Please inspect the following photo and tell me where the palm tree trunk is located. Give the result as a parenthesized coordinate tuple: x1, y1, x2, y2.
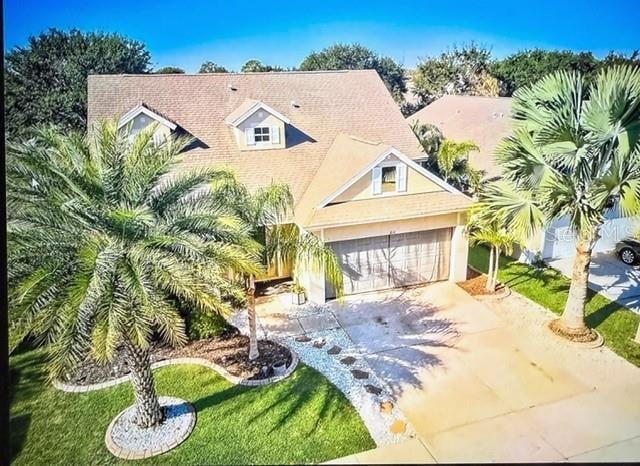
(491, 248, 500, 292)
(124, 343, 164, 428)
(635, 321, 640, 344)
(486, 245, 495, 292)
(247, 275, 259, 360)
(558, 237, 593, 333)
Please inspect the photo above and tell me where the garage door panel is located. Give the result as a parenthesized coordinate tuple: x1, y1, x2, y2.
(328, 227, 452, 297)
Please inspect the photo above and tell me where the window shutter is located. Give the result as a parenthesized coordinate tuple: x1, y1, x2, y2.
(245, 128, 255, 145)
(372, 167, 382, 195)
(271, 126, 280, 144)
(397, 164, 407, 192)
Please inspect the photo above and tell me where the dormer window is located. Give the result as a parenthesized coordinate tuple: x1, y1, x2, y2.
(254, 127, 271, 143)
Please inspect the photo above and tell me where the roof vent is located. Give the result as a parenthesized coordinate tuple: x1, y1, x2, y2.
(290, 100, 300, 108)
(227, 83, 237, 91)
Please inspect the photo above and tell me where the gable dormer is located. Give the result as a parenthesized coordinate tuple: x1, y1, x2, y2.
(118, 104, 177, 145)
(225, 99, 290, 150)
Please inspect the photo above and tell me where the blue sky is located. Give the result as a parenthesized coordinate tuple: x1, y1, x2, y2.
(5, 0, 639, 72)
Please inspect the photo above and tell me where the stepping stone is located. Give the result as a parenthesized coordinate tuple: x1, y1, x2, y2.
(327, 345, 342, 355)
(340, 356, 356, 366)
(312, 339, 326, 348)
(351, 369, 369, 380)
(295, 335, 311, 343)
(365, 384, 382, 395)
(380, 400, 394, 414)
(390, 419, 406, 434)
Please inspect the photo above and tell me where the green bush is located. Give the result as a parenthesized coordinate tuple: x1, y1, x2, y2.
(186, 310, 231, 340)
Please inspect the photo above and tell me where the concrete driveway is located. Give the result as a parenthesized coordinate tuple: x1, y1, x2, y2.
(549, 250, 640, 314)
(329, 282, 640, 463)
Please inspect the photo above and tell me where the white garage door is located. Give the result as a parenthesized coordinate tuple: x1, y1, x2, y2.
(326, 228, 452, 298)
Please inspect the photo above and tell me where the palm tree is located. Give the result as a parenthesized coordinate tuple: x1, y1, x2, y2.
(7, 122, 262, 427)
(210, 180, 344, 359)
(411, 122, 484, 194)
(485, 65, 640, 341)
(468, 203, 518, 292)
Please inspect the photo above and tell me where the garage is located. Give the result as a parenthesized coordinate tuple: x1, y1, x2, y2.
(326, 228, 452, 298)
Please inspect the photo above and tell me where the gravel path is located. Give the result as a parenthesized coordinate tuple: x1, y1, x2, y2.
(231, 303, 415, 446)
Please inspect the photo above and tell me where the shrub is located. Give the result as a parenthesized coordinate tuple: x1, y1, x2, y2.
(186, 310, 231, 340)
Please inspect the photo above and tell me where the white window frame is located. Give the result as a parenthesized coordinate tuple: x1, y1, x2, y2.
(372, 161, 406, 196)
(253, 126, 271, 144)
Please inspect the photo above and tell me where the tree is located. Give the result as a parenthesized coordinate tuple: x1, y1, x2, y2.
(484, 65, 640, 342)
(491, 49, 599, 96)
(299, 43, 407, 102)
(411, 121, 484, 194)
(7, 122, 262, 427)
(199, 61, 229, 73)
(241, 59, 284, 73)
(210, 181, 344, 359)
(154, 66, 185, 74)
(412, 43, 498, 105)
(5, 28, 151, 139)
(468, 204, 518, 292)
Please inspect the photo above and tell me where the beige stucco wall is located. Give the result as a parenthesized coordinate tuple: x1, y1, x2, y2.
(333, 156, 442, 203)
(234, 110, 285, 150)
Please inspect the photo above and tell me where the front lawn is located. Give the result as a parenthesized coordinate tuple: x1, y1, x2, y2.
(10, 348, 375, 465)
(468, 245, 640, 367)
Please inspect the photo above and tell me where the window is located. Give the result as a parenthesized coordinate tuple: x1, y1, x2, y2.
(153, 132, 167, 147)
(254, 127, 270, 143)
(381, 166, 396, 192)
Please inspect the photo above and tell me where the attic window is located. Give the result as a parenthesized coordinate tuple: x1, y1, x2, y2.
(254, 126, 270, 143)
(381, 166, 396, 192)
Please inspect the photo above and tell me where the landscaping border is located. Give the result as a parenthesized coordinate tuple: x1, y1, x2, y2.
(53, 350, 299, 393)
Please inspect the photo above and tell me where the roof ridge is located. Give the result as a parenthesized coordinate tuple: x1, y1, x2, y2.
(88, 70, 376, 78)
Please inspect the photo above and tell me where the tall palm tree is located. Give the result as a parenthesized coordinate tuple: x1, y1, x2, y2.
(411, 121, 483, 194)
(7, 122, 262, 427)
(484, 65, 640, 341)
(468, 202, 518, 292)
(210, 180, 344, 359)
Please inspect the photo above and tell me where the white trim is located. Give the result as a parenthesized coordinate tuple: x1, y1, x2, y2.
(308, 207, 469, 230)
(226, 101, 291, 127)
(319, 147, 467, 208)
(118, 105, 177, 131)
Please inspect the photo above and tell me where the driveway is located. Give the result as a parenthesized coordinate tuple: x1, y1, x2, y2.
(330, 283, 640, 462)
(251, 281, 640, 462)
(549, 250, 640, 314)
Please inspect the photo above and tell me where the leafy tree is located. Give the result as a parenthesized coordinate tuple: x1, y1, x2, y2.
(199, 61, 229, 73)
(299, 43, 407, 101)
(411, 121, 484, 194)
(484, 65, 640, 342)
(490, 49, 599, 96)
(598, 50, 640, 69)
(7, 122, 262, 427)
(241, 59, 285, 73)
(5, 28, 151, 139)
(210, 181, 344, 359)
(412, 43, 498, 105)
(468, 204, 518, 292)
(154, 66, 185, 74)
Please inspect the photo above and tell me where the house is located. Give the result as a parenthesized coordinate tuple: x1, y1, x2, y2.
(87, 70, 472, 304)
(408, 94, 640, 261)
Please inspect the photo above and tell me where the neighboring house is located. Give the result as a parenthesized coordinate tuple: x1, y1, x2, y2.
(409, 94, 640, 261)
(88, 70, 472, 304)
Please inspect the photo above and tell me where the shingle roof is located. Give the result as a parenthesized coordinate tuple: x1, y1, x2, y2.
(306, 191, 472, 228)
(88, 70, 424, 205)
(294, 134, 390, 226)
(407, 95, 513, 179)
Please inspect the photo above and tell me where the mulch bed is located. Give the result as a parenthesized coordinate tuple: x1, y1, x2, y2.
(457, 267, 505, 296)
(64, 329, 292, 386)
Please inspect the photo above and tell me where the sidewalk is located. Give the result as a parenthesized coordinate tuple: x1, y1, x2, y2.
(324, 439, 435, 464)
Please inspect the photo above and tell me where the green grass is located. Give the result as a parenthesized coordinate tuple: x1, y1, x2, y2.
(468, 245, 640, 367)
(10, 348, 375, 465)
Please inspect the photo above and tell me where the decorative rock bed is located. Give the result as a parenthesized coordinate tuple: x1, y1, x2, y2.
(105, 396, 196, 460)
(280, 327, 414, 446)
